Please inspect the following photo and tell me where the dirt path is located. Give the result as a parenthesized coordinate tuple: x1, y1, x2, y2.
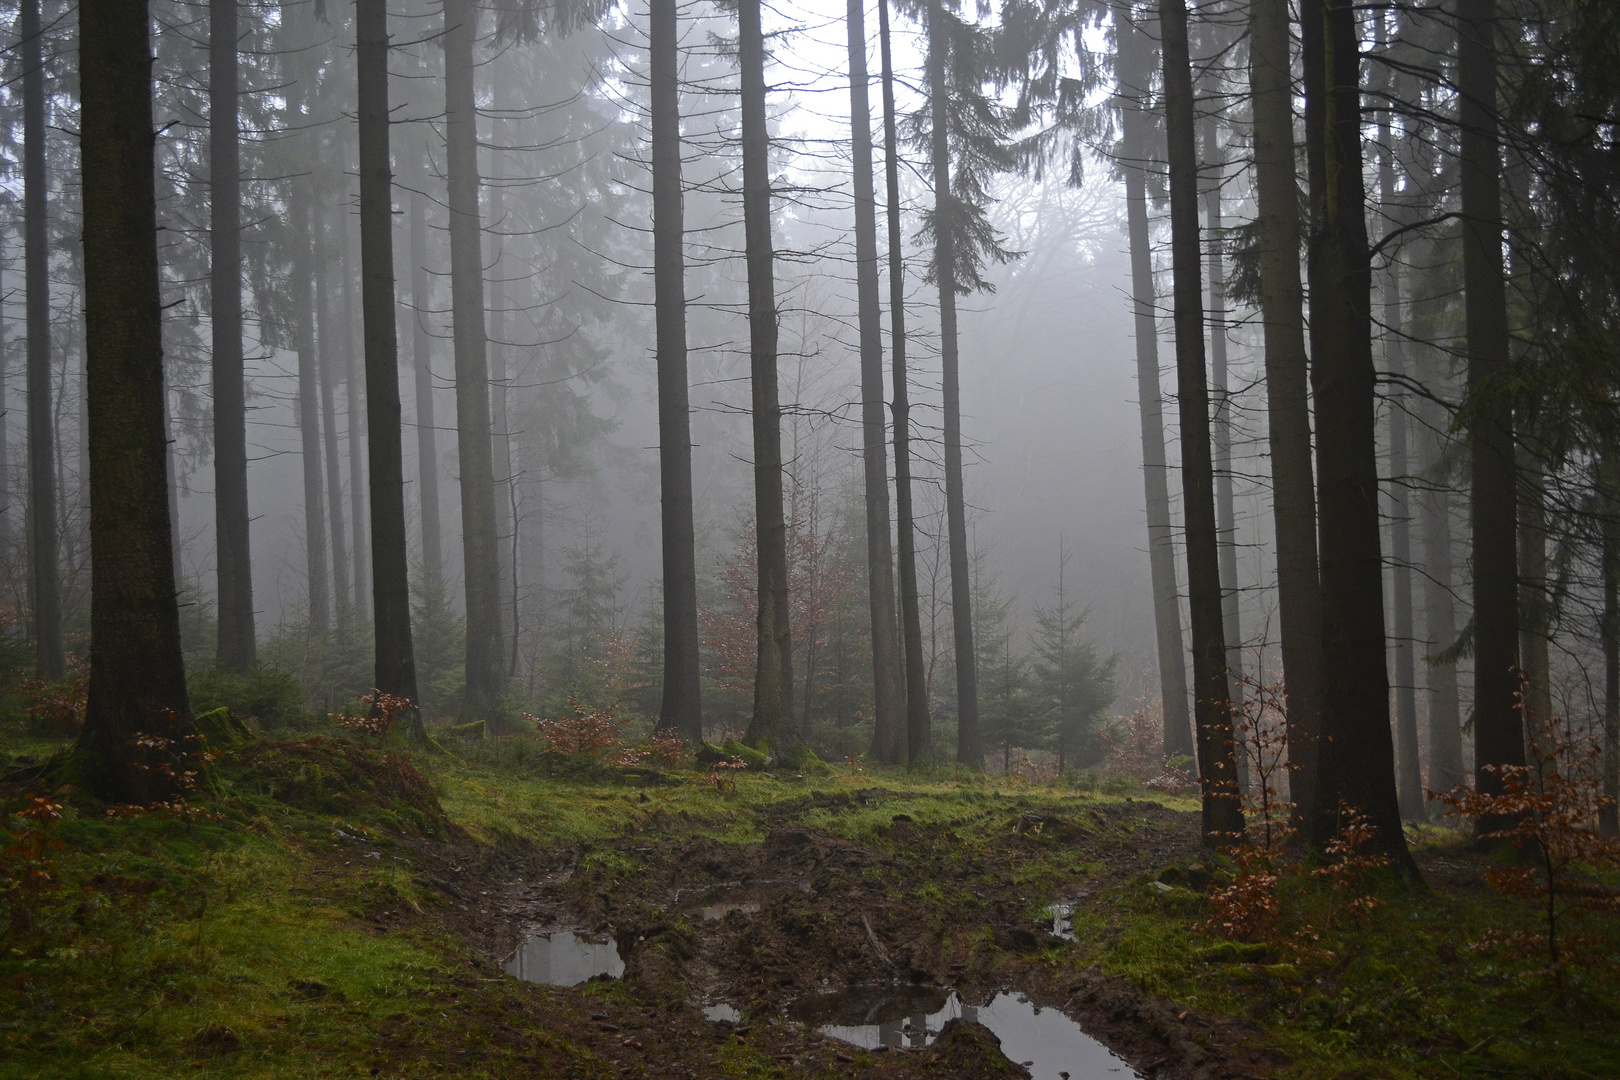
(378, 786, 1274, 1080)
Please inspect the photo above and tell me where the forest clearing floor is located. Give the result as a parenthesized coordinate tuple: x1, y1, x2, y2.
(2, 729, 1617, 1080)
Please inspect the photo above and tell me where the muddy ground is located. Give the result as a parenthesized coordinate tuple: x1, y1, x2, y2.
(330, 779, 1281, 1080)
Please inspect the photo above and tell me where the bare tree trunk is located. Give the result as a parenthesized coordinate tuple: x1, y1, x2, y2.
(1161, 0, 1242, 843)
(409, 187, 443, 587)
(296, 203, 329, 636)
(1602, 452, 1619, 835)
(356, 0, 422, 733)
(444, 0, 507, 722)
(1248, 0, 1322, 818)
(0, 265, 8, 551)
(211, 0, 255, 672)
(927, 0, 982, 768)
(1375, 57, 1424, 819)
(485, 76, 517, 677)
(317, 209, 351, 631)
(848, 0, 904, 765)
(21, 0, 62, 680)
(1458, 0, 1521, 837)
(341, 231, 369, 614)
(74, 0, 193, 802)
(1419, 411, 1465, 791)
(878, 0, 930, 765)
(1117, 6, 1192, 761)
(1301, 0, 1416, 876)
(1202, 119, 1246, 792)
(649, 0, 703, 742)
(738, 0, 795, 753)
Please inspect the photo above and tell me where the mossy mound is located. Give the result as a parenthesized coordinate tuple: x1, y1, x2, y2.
(227, 736, 458, 838)
(927, 1018, 1031, 1078)
(697, 738, 769, 770)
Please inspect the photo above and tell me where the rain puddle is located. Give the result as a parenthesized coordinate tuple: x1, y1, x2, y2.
(503, 930, 624, 986)
(1045, 902, 1075, 941)
(703, 1002, 742, 1023)
(788, 985, 1141, 1080)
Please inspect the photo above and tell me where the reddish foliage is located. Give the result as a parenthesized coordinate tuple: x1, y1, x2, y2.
(1434, 674, 1620, 976)
(18, 672, 88, 738)
(700, 494, 861, 701)
(335, 692, 415, 739)
(531, 693, 630, 758)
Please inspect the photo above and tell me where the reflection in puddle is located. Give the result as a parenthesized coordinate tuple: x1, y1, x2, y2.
(703, 1002, 742, 1023)
(503, 931, 624, 986)
(790, 987, 1141, 1079)
(1046, 902, 1075, 941)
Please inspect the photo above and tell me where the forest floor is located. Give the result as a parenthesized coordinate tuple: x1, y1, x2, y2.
(2, 728, 1617, 1080)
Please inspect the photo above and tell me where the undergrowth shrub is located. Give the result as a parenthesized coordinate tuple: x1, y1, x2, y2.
(1435, 675, 1620, 979)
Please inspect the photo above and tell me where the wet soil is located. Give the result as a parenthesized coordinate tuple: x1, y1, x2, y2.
(334, 785, 1283, 1080)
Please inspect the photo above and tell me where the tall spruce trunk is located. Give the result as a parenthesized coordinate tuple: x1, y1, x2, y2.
(650, 0, 703, 742)
(1376, 70, 1424, 819)
(738, 0, 795, 753)
(1161, 0, 1243, 843)
(211, 0, 255, 671)
(355, 0, 422, 730)
(1602, 453, 1619, 835)
(485, 79, 517, 675)
(1118, 6, 1193, 760)
(316, 209, 351, 630)
(296, 202, 329, 635)
(848, 0, 905, 765)
(1419, 402, 1465, 791)
(927, 0, 982, 767)
(1301, 0, 1416, 875)
(341, 235, 369, 612)
(444, 0, 507, 721)
(74, 0, 194, 802)
(1457, 0, 1521, 834)
(1201, 120, 1245, 790)
(21, 0, 62, 680)
(409, 187, 443, 587)
(288, 0, 327, 635)
(1248, 0, 1322, 816)
(878, 0, 930, 763)
(0, 265, 8, 550)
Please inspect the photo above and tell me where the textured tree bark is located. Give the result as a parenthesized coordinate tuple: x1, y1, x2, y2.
(409, 188, 443, 588)
(1248, 0, 1321, 818)
(444, 0, 507, 722)
(485, 75, 517, 677)
(356, 0, 423, 733)
(738, 0, 795, 753)
(1161, 0, 1243, 844)
(288, 0, 328, 637)
(848, 0, 905, 765)
(1117, 6, 1192, 761)
(649, 0, 703, 743)
(341, 233, 369, 612)
(927, 0, 982, 767)
(1418, 403, 1465, 792)
(1375, 60, 1424, 819)
(296, 202, 329, 636)
(211, 0, 255, 672)
(878, 0, 930, 765)
(316, 207, 351, 632)
(74, 0, 194, 803)
(1603, 453, 1619, 836)
(1457, 0, 1522, 839)
(21, 0, 62, 681)
(1201, 120, 1246, 792)
(1301, 0, 1416, 875)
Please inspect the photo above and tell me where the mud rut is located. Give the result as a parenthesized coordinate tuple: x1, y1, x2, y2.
(407, 789, 1277, 1080)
